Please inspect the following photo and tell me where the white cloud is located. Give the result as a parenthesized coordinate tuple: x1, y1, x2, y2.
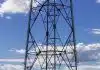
(77, 43, 100, 51)
(3, 42, 100, 70)
(0, 64, 23, 70)
(3, 43, 100, 69)
(0, 62, 100, 70)
(0, 59, 24, 62)
(78, 65, 100, 70)
(96, 0, 100, 3)
(0, 0, 29, 14)
(9, 43, 100, 62)
(91, 29, 100, 35)
(0, 0, 45, 16)
(5, 16, 11, 19)
(9, 48, 25, 54)
(77, 43, 100, 61)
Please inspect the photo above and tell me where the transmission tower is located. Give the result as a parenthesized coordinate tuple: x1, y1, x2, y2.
(24, 0, 77, 70)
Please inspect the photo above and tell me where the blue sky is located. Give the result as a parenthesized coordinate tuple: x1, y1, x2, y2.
(74, 0, 100, 43)
(0, 0, 100, 70)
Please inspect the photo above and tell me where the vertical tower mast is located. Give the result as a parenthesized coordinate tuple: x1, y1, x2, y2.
(24, 0, 77, 70)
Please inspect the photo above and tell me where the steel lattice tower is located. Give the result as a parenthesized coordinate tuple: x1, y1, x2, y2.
(24, 0, 77, 70)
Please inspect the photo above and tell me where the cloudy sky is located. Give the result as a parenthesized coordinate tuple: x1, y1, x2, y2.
(0, 0, 100, 70)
